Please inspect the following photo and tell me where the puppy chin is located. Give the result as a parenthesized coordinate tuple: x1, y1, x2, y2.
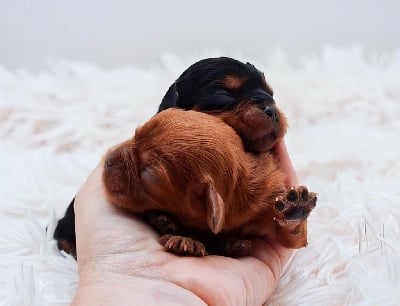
(247, 111, 288, 152)
(218, 104, 287, 153)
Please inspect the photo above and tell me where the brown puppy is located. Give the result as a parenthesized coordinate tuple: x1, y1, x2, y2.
(102, 109, 316, 257)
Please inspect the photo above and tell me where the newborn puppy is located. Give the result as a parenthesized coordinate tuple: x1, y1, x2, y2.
(159, 57, 284, 153)
(102, 109, 316, 257)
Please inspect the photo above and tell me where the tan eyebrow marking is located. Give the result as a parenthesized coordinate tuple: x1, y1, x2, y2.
(224, 76, 247, 89)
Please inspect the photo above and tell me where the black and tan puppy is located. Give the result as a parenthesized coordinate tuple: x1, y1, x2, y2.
(159, 57, 283, 153)
(54, 57, 316, 257)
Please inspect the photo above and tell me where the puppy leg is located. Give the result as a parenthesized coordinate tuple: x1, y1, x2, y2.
(144, 211, 179, 235)
(209, 238, 252, 257)
(273, 186, 317, 248)
(159, 234, 208, 257)
(54, 198, 77, 257)
(275, 220, 309, 248)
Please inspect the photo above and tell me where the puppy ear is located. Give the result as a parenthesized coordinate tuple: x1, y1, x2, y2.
(158, 82, 179, 112)
(204, 182, 225, 234)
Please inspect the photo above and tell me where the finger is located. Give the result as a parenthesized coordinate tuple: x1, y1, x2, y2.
(74, 163, 115, 218)
(74, 163, 152, 232)
(274, 140, 298, 187)
(249, 238, 294, 279)
(238, 238, 293, 303)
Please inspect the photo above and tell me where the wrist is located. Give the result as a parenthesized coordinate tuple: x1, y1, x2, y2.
(71, 274, 207, 306)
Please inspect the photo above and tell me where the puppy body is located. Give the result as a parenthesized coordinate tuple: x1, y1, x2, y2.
(54, 57, 317, 257)
(102, 109, 314, 255)
(104, 109, 284, 232)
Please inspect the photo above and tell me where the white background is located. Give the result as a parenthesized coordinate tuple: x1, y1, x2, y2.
(0, 0, 399, 71)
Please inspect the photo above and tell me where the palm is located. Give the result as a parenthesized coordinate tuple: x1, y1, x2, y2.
(74, 165, 291, 306)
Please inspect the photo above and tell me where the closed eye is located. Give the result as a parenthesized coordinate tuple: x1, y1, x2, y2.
(214, 89, 230, 96)
(200, 89, 235, 111)
(140, 168, 169, 199)
(251, 100, 266, 111)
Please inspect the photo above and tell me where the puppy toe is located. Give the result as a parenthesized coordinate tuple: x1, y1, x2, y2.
(159, 234, 208, 257)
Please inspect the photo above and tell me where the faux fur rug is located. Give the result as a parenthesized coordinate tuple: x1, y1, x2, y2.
(1, 47, 399, 306)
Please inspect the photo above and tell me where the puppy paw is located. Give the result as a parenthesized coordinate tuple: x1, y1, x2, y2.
(207, 238, 252, 257)
(273, 186, 317, 249)
(57, 239, 77, 258)
(145, 211, 179, 235)
(274, 186, 317, 226)
(159, 234, 208, 257)
(223, 239, 252, 258)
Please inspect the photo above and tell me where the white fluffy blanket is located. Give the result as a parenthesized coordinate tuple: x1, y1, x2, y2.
(1, 47, 399, 305)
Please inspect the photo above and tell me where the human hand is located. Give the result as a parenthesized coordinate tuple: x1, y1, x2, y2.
(71, 140, 297, 306)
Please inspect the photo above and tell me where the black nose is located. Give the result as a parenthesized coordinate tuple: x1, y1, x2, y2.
(264, 106, 278, 122)
(104, 159, 113, 169)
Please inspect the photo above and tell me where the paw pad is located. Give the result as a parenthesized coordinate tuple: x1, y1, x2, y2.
(275, 200, 285, 211)
(287, 188, 298, 201)
(274, 186, 317, 222)
(300, 188, 309, 201)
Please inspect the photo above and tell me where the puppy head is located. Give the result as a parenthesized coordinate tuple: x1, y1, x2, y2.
(217, 101, 287, 153)
(102, 126, 183, 213)
(158, 57, 287, 153)
(102, 109, 245, 232)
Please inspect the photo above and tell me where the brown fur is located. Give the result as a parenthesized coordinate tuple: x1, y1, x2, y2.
(102, 109, 316, 255)
(217, 103, 287, 153)
(223, 75, 246, 89)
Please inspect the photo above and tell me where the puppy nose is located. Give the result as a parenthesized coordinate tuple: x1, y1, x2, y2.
(104, 159, 113, 169)
(104, 152, 119, 170)
(104, 149, 125, 171)
(264, 106, 278, 122)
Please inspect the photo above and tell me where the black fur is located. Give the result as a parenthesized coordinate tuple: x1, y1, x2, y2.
(53, 198, 76, 255)
(158, 57, 273, 112)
